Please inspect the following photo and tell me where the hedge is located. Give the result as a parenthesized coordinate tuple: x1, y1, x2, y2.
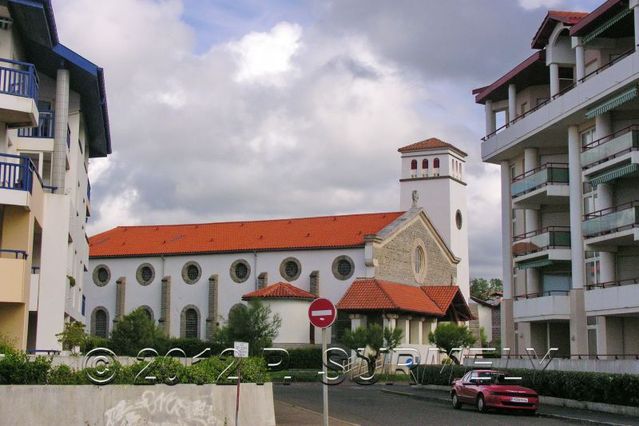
(0, 349, 269, 385)
(415, 365, 639, 407)
(83, 336, 223, 357)
(286, 348, 323, 369)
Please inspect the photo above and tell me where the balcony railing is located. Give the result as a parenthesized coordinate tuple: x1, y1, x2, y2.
(511, 163, 569, 198)
(582, 201, 639, 238)
(0, 58, 38, 100)
(17, 110, 54, 138)
(514, 290, 570, 300)
(512, 226, 571, 257)
(586, 277, 639, 290)
(581, 125, 639, 169)
(0, 249, 27, 259)
(87, 180, 91, 201)
(0, 153, 32, 192)
(481, 47, 636, 142)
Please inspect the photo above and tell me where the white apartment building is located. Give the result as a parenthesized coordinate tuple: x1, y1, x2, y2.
(0, 0, 111, 351)
(475, 1, 639, 358)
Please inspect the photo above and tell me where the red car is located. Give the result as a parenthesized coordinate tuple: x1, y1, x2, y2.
(451, 369, 539, 414)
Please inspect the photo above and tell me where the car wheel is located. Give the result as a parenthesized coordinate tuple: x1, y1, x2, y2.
(476, 394, 487, 413)
(451, 392, 462, 409)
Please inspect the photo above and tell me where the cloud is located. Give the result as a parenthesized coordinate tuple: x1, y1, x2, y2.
(53, 0, 603, 280)
(518, 0, 563, 10)
(228, 21, 302, 85)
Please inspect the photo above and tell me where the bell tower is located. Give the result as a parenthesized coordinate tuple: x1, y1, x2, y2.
(399, 138, 469, 299)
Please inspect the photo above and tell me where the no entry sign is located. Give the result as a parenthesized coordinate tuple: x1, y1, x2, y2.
(308, 298, 336, 328)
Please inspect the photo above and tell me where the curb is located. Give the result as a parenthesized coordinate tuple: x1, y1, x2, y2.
(275, 400, 360, 426)
(380, 389, 630, 426)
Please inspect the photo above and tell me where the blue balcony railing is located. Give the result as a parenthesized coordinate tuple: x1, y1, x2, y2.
(0, 58, 38, 100)
(0, 153, 32, 192)
(512, 226, 571, 257)
(511, 163, 569, 198)
(17, 110, 54, 138)
(582, 201, 639, 238)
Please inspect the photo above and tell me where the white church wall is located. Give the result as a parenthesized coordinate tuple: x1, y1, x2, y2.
(266, 299, 313, 344)
(85, 247, 365, 340)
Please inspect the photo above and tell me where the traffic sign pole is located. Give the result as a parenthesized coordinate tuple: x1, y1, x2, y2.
(322, 326, 329, 426)
(308, 298, 336, 426)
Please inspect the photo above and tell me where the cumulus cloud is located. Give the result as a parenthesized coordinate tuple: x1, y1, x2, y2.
(52, 0, 599, 280)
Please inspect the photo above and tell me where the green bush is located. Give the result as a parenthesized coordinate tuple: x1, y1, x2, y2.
(286, 348, 322, 369)
(0, 350, 51, 384)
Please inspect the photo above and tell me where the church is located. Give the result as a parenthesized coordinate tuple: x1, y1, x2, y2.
(84, 138, 472, 358)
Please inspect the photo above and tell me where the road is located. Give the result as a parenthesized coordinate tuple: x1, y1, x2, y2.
(274, 383, 572, 425)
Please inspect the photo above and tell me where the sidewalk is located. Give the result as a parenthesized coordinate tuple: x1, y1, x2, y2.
(380, 385, 639, 426)
(274, 400, 359, 426)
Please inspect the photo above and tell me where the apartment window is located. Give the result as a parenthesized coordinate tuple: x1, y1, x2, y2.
(410, 160, 417, 170)
(422, 159, 428, 176)
(585, 252, 600, 287)
(581, 127, 596, 148)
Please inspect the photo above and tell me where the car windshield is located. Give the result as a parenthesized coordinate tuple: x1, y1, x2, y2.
(481, 372, 521, 385)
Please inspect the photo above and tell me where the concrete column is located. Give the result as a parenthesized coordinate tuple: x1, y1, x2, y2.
(349, 314, 363, 331)
(596, 316, 608, 359)
(549, 63, 560, 97)
(574, 39, 585, 82)
(384, 313, 399, 330)
(596, 183, 616, 284)
(517, 322, 532, 354)
(310, 270, 320, 296)
(417, 318, 425, 344)
(206, 274, 218, 340)
(568, 125, 588, 356)
(115, 277, 126, 323)
(508, 83, 517, 121)
(403, 317, 411, 344)
(53, 69, 69, 193)
(524, 148, 540, 295)
(159, 276, 171, 336)
(500, 161, 515, 350)
(595, 113, 612, 141)
(257, 272, 268, 289)
(632, 0, 639, 47)
(485, 100, 496, 134)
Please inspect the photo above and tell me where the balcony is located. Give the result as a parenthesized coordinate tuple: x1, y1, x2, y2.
(17, 110, 53, 139)
(585, 278, 639, 315)
(582, 201, 639, 247)
(0, 250, 28, 303)
(512, 227, 571, 268)
(582, 126, 639, 178)
(513, 291, 570, 321)
(0, 59, 39, 127)
(511, 163, 569, 208)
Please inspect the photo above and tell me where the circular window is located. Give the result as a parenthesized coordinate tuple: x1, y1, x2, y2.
(456, 210, 463, 230)
(92, 264, 111, 287)
(136, 263, 155, 286)
(332, 255, 355, 280)
(230, 259, 251, 283)
(182, 261, 202, 284)
(411, 239, 427, 283)
(280, 257, 302, 281)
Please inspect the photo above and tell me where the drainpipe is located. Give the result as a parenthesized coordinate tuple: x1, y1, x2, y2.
(53, 68, 69, 193)
(253, 251, 258, 290)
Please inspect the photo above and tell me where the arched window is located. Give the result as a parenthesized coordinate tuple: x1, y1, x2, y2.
(410, 159, 417, 170)
(422, 159, 428, 169)
(433, 158, 440, 168)
(181, 306, 200, 339)
(92, 308, 109, 338)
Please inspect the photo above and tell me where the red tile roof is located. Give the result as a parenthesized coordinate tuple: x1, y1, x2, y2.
(242, 282, 317, 300)
(336, 278, 471, 318)
(89, 212, 403, 258)
(532, 10, 588, 49)
(398, 138, 467, 157)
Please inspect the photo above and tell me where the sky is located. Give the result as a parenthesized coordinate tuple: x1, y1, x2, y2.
(51, 0, 603, 279)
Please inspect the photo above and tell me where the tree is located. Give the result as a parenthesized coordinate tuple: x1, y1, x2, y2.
(110, 308, 164, 355)
(341, 324, 403, 375)
(56, 321, 86, 352)
(470, 278, 503, 301)
(428, 322, 476, 365)
(215, 301, 281, 356)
